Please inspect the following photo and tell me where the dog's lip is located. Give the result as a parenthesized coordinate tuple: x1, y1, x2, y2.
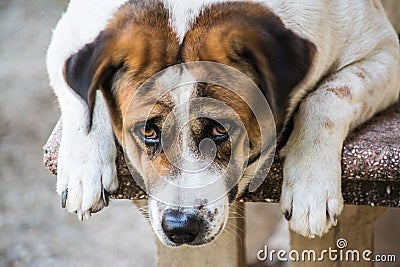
(164, 237, 216, 247)
(186, 235, 218, 247)
(163, 243, 194, 248)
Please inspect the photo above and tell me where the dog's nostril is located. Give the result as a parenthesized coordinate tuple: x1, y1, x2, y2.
(161, 210, 200, 244)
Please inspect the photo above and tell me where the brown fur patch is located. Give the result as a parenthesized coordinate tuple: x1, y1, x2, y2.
(97, 1, 180, 142)
(327, 86, 352, 100)
(63, 1, 180, 139)
(285, 179, 293, 189)
(355, 66, 369, 81)
(361, 103, 373, 117)
(361, 103, 368, 115)
(313, 139, 321, 145)
(324, 119, 335, 133)
(356, 71, 366, 80)
(181, 2, 280, 83)
(181, 2, 316, 128)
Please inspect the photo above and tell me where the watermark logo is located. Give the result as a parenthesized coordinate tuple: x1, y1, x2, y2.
(121, 62, 277, 207)
(257, 238, 397, 263)
(336, 238, 348, 249)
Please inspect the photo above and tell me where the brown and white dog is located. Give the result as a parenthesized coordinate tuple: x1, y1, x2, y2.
(47, 0, 400, 246)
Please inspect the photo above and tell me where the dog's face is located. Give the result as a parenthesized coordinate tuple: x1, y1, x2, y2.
(63, 1, 314, 246)
(122, 63, 268, 245)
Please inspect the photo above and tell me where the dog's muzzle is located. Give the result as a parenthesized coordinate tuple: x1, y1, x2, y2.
(161, 209, 200, 244)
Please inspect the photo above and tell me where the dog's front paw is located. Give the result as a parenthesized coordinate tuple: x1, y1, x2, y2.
(280, 153, 344, 238)
(56, 132, 118, 220)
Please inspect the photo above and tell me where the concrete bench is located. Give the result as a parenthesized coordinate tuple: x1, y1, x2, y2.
(43, 102, 399, 267)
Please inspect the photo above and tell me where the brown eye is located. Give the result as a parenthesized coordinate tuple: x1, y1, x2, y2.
(137, 125, 159, 144)
(211, 123, 230, 142)
(144, 127, 158, 139)
(212, 125, 227, 137)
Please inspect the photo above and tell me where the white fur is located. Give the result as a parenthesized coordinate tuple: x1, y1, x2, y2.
(266, 0, 400, 237)
(163, 0, 228, 42)
(169, 69, 195, 164)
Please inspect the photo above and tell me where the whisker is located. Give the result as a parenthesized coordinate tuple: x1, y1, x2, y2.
(224, 224, 244, 245)
(226, 221, 245, 235)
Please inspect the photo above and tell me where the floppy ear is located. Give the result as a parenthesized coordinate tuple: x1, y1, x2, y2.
(245, 27, 315, 122)
(182, 3, 316, 124)
(63, 35, 117, 130)
(261, 27, 316, 103)
(202, 26, 315, 123)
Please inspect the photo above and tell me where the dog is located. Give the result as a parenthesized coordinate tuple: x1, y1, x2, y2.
(47, 0, 399, 246)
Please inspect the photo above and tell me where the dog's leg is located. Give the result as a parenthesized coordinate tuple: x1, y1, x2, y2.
(280, 48, 399, 237)
(47, 32, 118, 221)
(58, 92, 117, 220)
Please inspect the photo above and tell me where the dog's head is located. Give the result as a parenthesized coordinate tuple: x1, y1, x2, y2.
(63, 1, 315, 246)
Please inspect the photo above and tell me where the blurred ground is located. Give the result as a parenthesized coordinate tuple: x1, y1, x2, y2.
(0, 1, 398, 267)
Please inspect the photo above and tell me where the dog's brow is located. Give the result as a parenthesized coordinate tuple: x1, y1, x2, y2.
(134, 79, 158, 98)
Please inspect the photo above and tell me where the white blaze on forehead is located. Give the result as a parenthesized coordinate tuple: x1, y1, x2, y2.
(169, 69, 196, 163)
(163, 0, 228, 42)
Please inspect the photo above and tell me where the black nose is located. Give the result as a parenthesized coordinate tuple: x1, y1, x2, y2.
(161, 209, 200, 244)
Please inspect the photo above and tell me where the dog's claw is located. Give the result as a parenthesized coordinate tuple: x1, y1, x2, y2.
(102, 186, 109, 207)
(61, 189, 68, 208)
(84, 211, 91, 220)
(284, 209, 292, 221)
(77, 211, 84, 221)
(327, 207, 338, 226)
(331, 214, 338, 226)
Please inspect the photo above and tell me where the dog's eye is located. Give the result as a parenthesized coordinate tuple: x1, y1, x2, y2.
(212, 125, 227, 136)
(211, 124, 229, 141)
(144, 127, 158, 139)
(138, 125, 159, 143)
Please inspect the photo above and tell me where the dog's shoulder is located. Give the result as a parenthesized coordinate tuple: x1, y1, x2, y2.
(263, 0, 396, 115)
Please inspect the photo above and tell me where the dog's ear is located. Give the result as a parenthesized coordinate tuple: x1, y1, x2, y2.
(64, 35, 116, 130)
(242, 26, 316, 122)
(208, 27, 315, 122)
(183, 4, 316, 124)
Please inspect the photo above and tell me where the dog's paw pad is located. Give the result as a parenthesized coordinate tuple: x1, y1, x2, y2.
(287, 195, 343, 238)
(280, 177, 343, 238)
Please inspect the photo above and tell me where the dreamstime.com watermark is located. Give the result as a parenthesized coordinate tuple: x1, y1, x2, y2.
(257, 238, 397, 263)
